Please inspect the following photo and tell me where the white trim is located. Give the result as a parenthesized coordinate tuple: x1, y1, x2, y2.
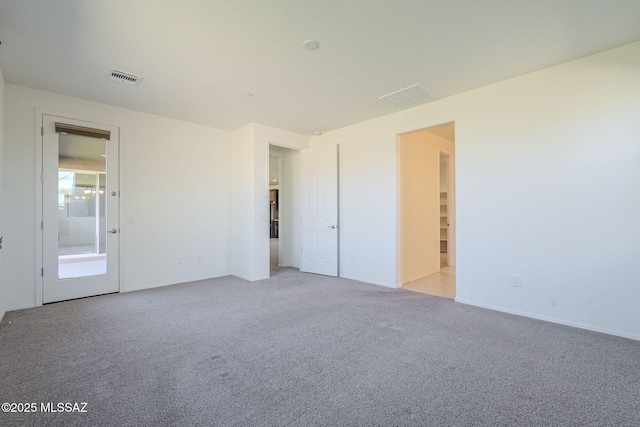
(34, 108, 120, 131)
(5, 303, 38, 312)
(267, 138, 306, 151)
(455, 297, 640, 342)
(123, 274, 229, 293)
(35, 111, 44, 307)
(446, 149, 456, 267)
(339, 273, 397, 289)
(395, 135, 402, 287)
(231, 273, 256, 282)
(262, 139, 270, 278)
(116, 125, 125, 299)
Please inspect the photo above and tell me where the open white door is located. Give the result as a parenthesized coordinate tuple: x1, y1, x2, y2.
(300, 144, 338, 276)
(42, 114, 119, 303)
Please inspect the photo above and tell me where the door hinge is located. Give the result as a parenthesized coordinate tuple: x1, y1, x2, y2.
(41, 221, 43, 231)
(41, 127, 43, 136)
(41, 268, 44, 277)
(41, 173, 44, 183)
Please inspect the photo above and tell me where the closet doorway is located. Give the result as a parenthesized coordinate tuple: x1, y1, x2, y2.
(398, 122, 456, 298)
(268, 144, 303, 277)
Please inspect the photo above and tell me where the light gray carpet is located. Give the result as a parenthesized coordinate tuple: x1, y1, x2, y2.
(1, 266, 639, 426)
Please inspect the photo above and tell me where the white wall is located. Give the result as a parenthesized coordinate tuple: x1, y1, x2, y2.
(0, 67, 5, 321)
(313, 126, 399, 288)
(3, 84, 231, 309)
(230, 123, 256, 281)
(313, 41, 640, 340)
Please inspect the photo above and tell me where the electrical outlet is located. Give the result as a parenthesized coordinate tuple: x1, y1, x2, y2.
(512, 274, 523, 287)
(197, 254, 203, 263)
(177, 256, 183, 264)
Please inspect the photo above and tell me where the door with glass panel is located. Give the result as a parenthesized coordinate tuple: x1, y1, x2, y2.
(42, 115, 119, 303)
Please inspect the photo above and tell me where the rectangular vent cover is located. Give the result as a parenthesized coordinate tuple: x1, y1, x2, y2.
(379, 84, 436, 109)
(108, 69, 143, 86)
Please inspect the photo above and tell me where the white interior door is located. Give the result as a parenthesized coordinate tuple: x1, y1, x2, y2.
(300, 144, 338, 276)
(42, 114, 119, 303)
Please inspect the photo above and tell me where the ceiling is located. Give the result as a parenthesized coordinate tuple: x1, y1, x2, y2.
(1, 1, 640, 136)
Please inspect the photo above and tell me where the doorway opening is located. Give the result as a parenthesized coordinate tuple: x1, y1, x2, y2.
(268, 144, 301, 277)
(398, 122, 456, 298)
(269, 153, 282, 275)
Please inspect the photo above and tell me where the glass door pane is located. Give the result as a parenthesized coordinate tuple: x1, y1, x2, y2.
(57, 134, 107, 279)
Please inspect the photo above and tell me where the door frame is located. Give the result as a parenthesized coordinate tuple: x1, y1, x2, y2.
(439, 150, 456, 268)
(443, 151, 456, 267)
(35, 109, 123, 306)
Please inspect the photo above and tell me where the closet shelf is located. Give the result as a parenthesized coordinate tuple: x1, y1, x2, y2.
(440, 191, 448, 254)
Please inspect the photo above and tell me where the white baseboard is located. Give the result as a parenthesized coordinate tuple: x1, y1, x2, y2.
(232, 273, 269, 282)
(339, 273, 397, 289)
(122, 274, 229, 293)
(4, 303, 38, 312)
(455, 297, 640, 342)
(231, 273, 253, 282)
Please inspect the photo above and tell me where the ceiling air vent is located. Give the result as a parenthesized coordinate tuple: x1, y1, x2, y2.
(108, 69, 143, 86)
(379, 84, 436, 109)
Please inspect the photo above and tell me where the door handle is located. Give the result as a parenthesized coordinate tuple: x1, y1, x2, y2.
(328, 225, 337, 229)
(108, 229, 118, 234)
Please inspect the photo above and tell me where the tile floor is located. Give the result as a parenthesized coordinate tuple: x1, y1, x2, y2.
(402, 253, 456, 299)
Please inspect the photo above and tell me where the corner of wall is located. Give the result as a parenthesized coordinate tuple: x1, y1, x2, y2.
(229, 124, 256, 280)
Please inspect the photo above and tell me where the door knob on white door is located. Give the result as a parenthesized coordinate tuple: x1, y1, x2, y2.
(108, 229, 118, 234)
(328, 225, 337, 229)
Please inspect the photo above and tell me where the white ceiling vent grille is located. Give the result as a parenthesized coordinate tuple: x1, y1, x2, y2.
(379, 84, 436, 109)
(108, 69, 143, 86)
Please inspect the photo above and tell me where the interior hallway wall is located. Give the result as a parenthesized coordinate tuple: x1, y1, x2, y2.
(3, 84, 231, 310)
(312, 41, 640, 340)
(231, 123, 308, 281)
(230, 123, 256, 281)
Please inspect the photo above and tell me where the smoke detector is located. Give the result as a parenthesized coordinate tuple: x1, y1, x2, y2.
(379, 84, 436, 109)
(303, 39, 320, 50)
(108, 69, 143, 86)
